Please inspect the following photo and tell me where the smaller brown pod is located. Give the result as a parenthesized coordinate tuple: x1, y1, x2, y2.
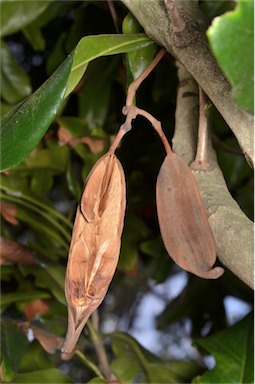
(62, 153, 126, 353)
(156, 153, 224, 279)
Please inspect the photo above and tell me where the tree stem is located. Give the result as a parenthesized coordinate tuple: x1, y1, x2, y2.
(87, 312, 120, 383)
(126, 48, 166, 107)
(193, 86, 209, 170)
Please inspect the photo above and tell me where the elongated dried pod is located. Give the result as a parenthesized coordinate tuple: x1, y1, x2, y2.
(156, 152, 224, 279)
(62, 152, 126, 354)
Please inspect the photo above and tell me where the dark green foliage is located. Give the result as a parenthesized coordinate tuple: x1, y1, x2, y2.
(0, 1, 253, 383)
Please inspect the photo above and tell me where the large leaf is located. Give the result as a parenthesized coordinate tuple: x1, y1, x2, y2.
(1, 290, 51, 308)
(0, 320, 29, 382)
(146, 361, 200, 384)
(110, 332, 200, 383)
(0, 40, 32, 104)
(1, 34, 154, 171)
(12, 369, 73, 383)
(193, 314, 254, 383)
(77, 57, 118, 129)
(207, 0, 254, 114)
(119, 213, 152, 272)
(65, 34, 154, 96)
(0, 0, 50, 37)
(122, 13, 157, 83)
(0, 52, 74, 171)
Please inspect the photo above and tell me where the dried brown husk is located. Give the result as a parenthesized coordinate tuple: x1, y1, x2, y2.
(0, 237, 37, 265)
(62, 153, 126, 353)
(156, 153, 224, 279)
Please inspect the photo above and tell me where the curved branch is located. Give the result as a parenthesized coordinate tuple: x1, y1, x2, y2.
(174, 65, 254, 289)
(121, 0, 254, 166)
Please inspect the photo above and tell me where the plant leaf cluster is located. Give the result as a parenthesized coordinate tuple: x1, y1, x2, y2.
(0, 1, 253, 383)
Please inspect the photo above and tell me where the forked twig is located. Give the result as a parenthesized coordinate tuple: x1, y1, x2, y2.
(110, 48, 172, 155)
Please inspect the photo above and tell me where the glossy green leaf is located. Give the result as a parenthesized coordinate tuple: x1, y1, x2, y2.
(110, 332, 199, 383)
(1, 291, 51, 307)
(110, 336, 145, 383)
(30, 170, 54, 195)
(0, 39, 32, 104)
(12, 369, 73, 383)
(208, 0, 254, 113)
(23, 142, 69, 173)
(1, 320, 29, 382)
(19, 264, 66, 304)
(78, 57, 118, 129)
(0, 0, 50, 37)
(22, 22, 46, 51)
(0, 52, 74, 171)
(119, 213, 152, 272)
(17, 339, 56, 371)
(46, 32, 68, 74)
(87, 378, 106, 384)
(122, 13, 157, 82)
(57, 116, 90, 137)
(193, 314, 254, 383)
(111, 355, 143, 383)
(66, 161, 82, 200)
(37, 265, 66, 305)
(65, 34, 155, 96)
(146, 361, 200, 383)
(1, 34, 153, 171)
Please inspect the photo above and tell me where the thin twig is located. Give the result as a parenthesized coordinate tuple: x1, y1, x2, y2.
(87, 312, 120, 383)
(75, 349, 104, 380)
(193, 86, 210, 170)
(122, 105, 172, 155)
(109, 49, 167, 153)
(107, 0, 119, 33)
(126, 48, 166, 106)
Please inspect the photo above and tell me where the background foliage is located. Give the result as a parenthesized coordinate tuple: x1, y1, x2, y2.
(0, 1, 253, 383)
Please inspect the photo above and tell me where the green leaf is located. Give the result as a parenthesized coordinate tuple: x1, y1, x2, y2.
(207, 0, 254, 114)
(1, 34, 154, 171)
(110, 335, 145, 383)
(36, 265, 66, 305)
(1, 320, 29, 382)
(87, 378, 106, 384)
(65, 34, 155, 96)
(23, 142, 69, 173)
(17, 340, 55, 372)
(78, 57, 118, 128)
(46, 32, 68, 74)
(110, 332, 200, 383)
(122, 13, 157, 82)
(0, 0, 50, 37)
(146, 361, 200, 383)
(0, 51, 74, 171)
(0, 39, 32, 104)
(1, 290, 51, 307)
(119, 213, 151, 272)
(12, 369, 73, 383)
(22, 22, 46, 51)
(19, 264, 66, 304)
(193, 314, 254, 383)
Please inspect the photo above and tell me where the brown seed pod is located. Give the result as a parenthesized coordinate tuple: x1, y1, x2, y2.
(62, 153, 126, 353)
(156, 153, 224, 279)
